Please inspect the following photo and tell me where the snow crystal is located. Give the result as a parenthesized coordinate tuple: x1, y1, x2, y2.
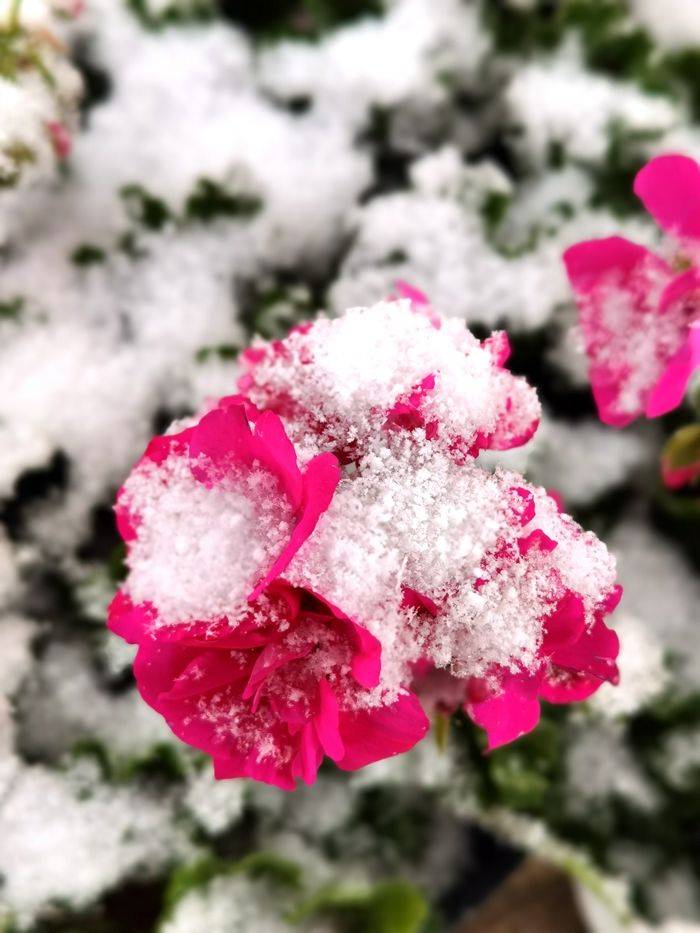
(122, 453, 294, 626)
(287, 433, 616, 695)
(566, 722, 658, 814)
(588, 613, 669, 719)
(505, 42, 680, 168)
(183, 768, 247, 835)
(526, 417, 652, 507)
(161, 874, 293, 933)
(0, 760, 194, 927)
(244, 299, 540, 458)
(609, 520, 700, 695)
(630, 0, 700, 52)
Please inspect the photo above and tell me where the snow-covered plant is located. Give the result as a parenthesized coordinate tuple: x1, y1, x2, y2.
(2, 0, 700, 930)
(0, 0, 81, 188)
(108, 296, 621, 788)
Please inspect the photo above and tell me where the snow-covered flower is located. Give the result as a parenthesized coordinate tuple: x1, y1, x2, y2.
(109, 299, 620, 784)
(564, 155, 700, 426)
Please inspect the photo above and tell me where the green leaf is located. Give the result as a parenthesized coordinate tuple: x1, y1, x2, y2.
(291, 879, 429, 933)
(184, 178, 262, 222)
(71, 243, 107, 267)
(120, 184, 172, 231)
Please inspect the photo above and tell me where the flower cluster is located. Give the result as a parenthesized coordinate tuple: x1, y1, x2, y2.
(0, 0, 82, 188)
(109, 298, 621, 788)
(564, 154, 700, 428)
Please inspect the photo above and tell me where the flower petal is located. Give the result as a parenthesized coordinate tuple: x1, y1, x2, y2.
(336, 692, 429, 771)
(634, 154, 700, 241)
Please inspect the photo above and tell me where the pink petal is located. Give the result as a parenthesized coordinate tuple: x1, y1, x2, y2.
(249, 452, 340, 600)
(482, 331, 511, 367)
(291, 722, 323, 785)
(564, 237, 676, 426)
(663, 458, 700, 490)
(249, 409, 303, 509)
(133, 639, 195, 708)
(242, 640, 312, 701)
(518, 529, 558, 556)
(541, 592, 586, 654)
(107, 592, 156, 644)
(465, 673, 541, 750)
(336, 691, 429, 771)
(161, 649, 249, 701)
(634, 154, 700, 241)
(647, 322, 700, 418)
(213, 751, 296, 791)
(314, 679, 345, 761)
(550, 617, 620, 683)
(538, 668, 602, 704)
(394, 280, 429, 306)
(400, 586, 440, 617)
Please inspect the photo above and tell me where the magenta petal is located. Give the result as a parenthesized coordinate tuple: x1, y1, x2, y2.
(550, 617, 620, 682)
(347, 621, 382, 689)
(188, 404, 253, 479)
(242, 640, 312, 701)
(250, 410, 303, 510)
(538, 669, 602, 704)
(161, 650, 249, 701)
(634, 154, 700, 241)
(394, 280, 429, 306)
(314, 678, 345, 761)
(291, 722, 323, 785)
(465, 675, 541, 750)
(401, 586, 440, 617)
(647, 323, 700, 418)
(563, 236, 662, 288)
(213, 751, 296, 791)
(133, 639, 195, 709)
(107, 592, 156, 644)
(518, 529, 558, 556)
(564, 237, 675, 426)
(541, 592, 586, 654)
(336, 691, 429, 771)
(249, 452, 340, 601)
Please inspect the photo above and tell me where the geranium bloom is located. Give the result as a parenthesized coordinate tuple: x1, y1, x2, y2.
(111, 585, 428, 790)
(108, 396, 428, 787)
(238, 300, 540, 463)
(406, 490, 621, 749)
(109, 299, 621, 781)
(564, 154, 700, 426)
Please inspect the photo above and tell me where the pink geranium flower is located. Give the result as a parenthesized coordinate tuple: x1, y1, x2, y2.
(109, 397, 428, 787)
(111, 585, 427, 790)
(108, 296, 621, 781)
(410, 489, 621, 750)
(564, 154, 700, 426)
(238, 299, 540, 463)
(113, 398, 340, 612)
(465, 587, 620, 749)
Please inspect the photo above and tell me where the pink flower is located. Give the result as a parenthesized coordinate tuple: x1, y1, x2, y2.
(237, 300, 540, 464)
(111, 585, 427, 790)
(409, 492, 621, 750)
(113, 398, 340, 615)
(108, 297, 621, 780)
(466, 588, 620, 749)
(564, 154, 700, 426)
